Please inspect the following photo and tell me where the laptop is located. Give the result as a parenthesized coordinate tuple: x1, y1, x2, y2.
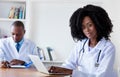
(29, 55, 69, 75)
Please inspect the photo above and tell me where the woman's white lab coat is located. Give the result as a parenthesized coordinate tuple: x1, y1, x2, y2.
(0, 37, 38, 64)
(62, 38, 117, 77)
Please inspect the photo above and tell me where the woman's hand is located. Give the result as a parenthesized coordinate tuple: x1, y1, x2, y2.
(49, 66, 73, 74)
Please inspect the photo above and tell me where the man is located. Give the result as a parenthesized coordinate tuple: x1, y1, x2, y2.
(0, 21, 38, 68)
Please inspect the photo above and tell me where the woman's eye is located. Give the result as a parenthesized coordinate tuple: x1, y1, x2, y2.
(87, 23, 93, 27)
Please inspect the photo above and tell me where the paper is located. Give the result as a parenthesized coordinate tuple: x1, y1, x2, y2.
(10, 65, 26, 68)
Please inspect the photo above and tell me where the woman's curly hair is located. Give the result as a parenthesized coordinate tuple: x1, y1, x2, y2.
(69, 4, 113, 42)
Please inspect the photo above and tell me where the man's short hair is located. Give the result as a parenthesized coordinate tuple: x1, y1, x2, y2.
(12, 21, 25, 30)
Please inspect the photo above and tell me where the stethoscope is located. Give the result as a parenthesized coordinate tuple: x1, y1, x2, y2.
(78, 39, 102, 67)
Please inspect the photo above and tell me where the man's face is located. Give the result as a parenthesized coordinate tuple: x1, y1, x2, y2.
(11, 26, 25, 43)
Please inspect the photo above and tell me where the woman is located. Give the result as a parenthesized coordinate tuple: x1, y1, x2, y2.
(49, 4, 116, 77)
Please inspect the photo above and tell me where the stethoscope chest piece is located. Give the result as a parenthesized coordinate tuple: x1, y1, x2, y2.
(95, 62, 99, 67)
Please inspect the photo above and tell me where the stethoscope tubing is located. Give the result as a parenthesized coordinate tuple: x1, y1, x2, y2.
(78, 39, 101, 67)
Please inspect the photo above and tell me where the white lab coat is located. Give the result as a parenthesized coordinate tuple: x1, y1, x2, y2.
(62, 38, 117, 77)
(0, 37, 38, 64)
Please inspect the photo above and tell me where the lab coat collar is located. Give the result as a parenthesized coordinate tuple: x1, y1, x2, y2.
(94, 37, 106, 51)
(84, 37, 106, 53)
(15, 38, 24, 46)
(9, 37, 24, 46)
(8, 37, 19, 59)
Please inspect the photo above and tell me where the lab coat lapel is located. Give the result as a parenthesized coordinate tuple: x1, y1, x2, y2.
(84, 39, 89, 52)
(9, 37, 19, 59)
(86, 38, 106, 53)
(94, 38, 106, 52)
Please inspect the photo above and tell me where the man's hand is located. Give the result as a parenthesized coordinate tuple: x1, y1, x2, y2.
(49, 66, 73, 75)
(0, 61, 10, 68)
(10, 59, 25, 65)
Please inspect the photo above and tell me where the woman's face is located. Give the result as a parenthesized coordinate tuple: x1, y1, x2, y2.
(82, 16, 97, 40)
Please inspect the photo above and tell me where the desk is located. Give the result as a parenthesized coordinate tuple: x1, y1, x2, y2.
(0, 66, 69, 77)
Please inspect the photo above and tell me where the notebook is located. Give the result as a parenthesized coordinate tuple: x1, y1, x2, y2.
(29, 55, 69, 75)
(10, 65, 26, 68)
